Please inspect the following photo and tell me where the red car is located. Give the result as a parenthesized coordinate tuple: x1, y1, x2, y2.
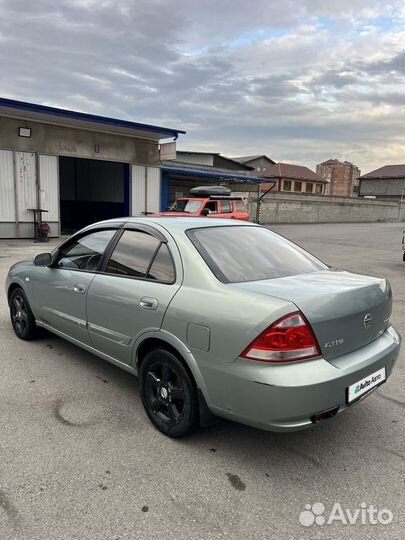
(154, 186, 250, 221)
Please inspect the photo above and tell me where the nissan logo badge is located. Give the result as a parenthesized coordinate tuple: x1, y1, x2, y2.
(363, 313, 373, 329)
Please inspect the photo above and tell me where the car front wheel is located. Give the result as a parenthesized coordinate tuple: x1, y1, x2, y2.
(9, 287, 38, 340)
(139, 348, 199, 437)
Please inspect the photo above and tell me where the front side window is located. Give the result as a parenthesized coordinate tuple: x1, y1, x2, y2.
(283, 180, 291, 191)
(316, 184, 323, 194)
(57, 229, 116, 271)
(220, 201, 233, 213)
(306, 183, 313, 193)
(203, 201, 218, 214)
(187, 226, 327, 283)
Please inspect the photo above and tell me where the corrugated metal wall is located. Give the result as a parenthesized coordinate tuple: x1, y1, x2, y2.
(0, 150, 60, 237)
(131, 165, 161, 215)
(132, 165, 146, 215)
(0, 150, 15, 222)
(146, 167, 161, 213)
(39, 155, 59, 222)
(15, 152, 37, 222)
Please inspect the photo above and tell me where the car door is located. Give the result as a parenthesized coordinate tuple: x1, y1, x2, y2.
(86, 225, 181, 364)
(232, 199, 249, 221)
(32, 228, 118, 345)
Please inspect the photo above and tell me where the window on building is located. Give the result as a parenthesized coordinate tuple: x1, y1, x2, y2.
(315, 184, 323, 194)
(283, 180, 292, 191)
(294, 181, 302, 192)
(305, 183, 313, 193)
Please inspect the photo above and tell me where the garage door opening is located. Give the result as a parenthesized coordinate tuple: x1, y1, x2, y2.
(59, 156, 129, 233)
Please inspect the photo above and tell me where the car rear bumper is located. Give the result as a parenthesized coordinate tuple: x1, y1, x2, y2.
(199, 325, 401, 432)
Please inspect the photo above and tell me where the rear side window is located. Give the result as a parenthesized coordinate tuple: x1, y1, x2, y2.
(220, 201, 233, 213)
(148, 244, 175, 282)
(106, 230, 160, 278)
(105, 230, 175, 282)
(187, 226, 327, 283)
(235, 200, 246, 212)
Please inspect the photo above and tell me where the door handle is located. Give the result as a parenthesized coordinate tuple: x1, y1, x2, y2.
(140, 297, 158, 310)
(73, 284, 86, 294)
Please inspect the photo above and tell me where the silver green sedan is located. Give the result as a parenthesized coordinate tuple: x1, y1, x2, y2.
(6, 218, 401, 437)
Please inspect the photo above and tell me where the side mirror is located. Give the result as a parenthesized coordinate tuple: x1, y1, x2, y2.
(34, 253, 53, 267)
(202, 208, 210, 216)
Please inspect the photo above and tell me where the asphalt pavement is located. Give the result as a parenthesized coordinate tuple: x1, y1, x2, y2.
(0, 222, 403, 540)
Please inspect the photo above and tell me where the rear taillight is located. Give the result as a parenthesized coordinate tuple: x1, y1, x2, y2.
(241, 312, 321, 363)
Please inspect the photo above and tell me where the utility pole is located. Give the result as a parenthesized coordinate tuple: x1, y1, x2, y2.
(255, 181, 276, 224)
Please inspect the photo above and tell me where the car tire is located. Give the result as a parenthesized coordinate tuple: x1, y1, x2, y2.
(139, 348, 199, 438)
(9, 287, 38, 340)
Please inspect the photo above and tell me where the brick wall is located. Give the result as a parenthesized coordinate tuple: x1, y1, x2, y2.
(249, 193, 405, 224)
(317, 160, 360, 197)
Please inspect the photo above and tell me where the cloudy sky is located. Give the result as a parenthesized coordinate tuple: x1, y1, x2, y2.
(0, 0, 403, 172)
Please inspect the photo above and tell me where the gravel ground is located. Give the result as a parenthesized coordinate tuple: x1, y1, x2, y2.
(0, 221, 403, 540)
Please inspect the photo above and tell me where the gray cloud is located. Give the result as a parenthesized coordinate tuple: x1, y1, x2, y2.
(0, 0, 403, 172)
(311, 70, 359, 89)
(355, 50, 405, 75)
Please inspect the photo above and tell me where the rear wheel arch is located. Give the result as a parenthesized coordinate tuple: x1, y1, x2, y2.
(135, 336, 217, 428)
(136, 338, 195, 383)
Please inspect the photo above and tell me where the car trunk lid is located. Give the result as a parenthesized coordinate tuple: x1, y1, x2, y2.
(232, 270, 392, 362)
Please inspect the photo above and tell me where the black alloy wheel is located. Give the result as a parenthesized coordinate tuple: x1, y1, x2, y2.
(10, 288, 38, 340)
(139, 348, 199, 437)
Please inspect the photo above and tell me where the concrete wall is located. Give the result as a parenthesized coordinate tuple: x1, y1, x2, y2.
(250, 193, 405, 224)
(360, 177, 405, 198)
(0, 117, 159, 164)
(175, 152, 213, 166)
(245, 156, 273, 173)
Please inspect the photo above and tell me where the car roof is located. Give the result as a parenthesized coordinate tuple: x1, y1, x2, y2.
(92, 216, 258, 233)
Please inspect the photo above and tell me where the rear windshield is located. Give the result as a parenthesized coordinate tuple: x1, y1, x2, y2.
(187, 226, 327, 283)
